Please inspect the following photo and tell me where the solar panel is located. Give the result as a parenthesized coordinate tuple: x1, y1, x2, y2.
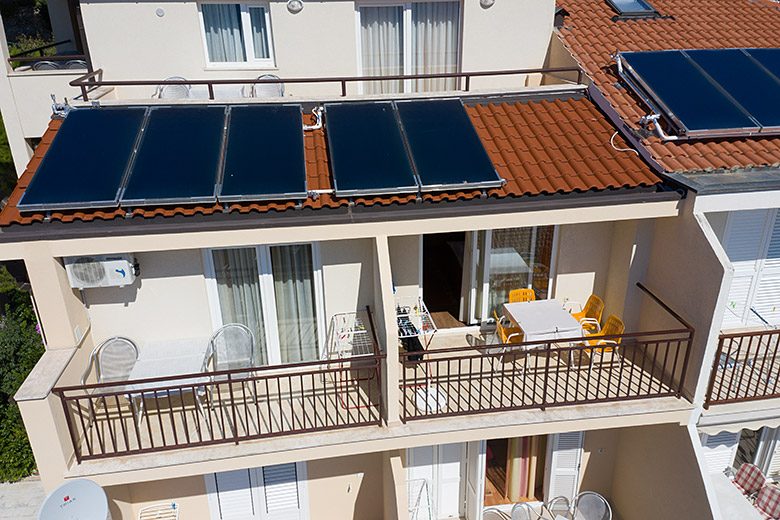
(685, 49, 780, 130)
(324, 102, 417, 197)
(219, 105, 308, 202)
(121, 106, 226, 206)
(619, 50, 759, 137)
(395, 99, 502, 192)
(746, 48, 780, 82)
(18, 107, 146, 212)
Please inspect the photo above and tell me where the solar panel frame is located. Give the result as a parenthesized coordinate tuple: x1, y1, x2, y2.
(120, 105, 227, 207)
(217, 104, 308, 203)
(17, 107, 148, 212)
(394, 98, 503, 192)
(618, 50, 761, 138)
(324, 101, 419, 198)
(684, 48, 780, 132)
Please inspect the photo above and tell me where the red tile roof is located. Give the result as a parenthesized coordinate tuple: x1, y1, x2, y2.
(557, 0, 780, 173)
(0, 94, 661, 227)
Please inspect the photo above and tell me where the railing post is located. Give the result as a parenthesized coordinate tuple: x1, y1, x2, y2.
(81, 85, 89, 102)
(703, 334, 726, 408)
(55, 390, 83, 464)
(541, 342, 551, 410)
(376, 355, 385, 425)
(676, 330, 694, 399)
(226, 373, 239, 444)
(465, 75, 471, 92)
(208, 83, 215, 100)
(341, 80, 347, 97)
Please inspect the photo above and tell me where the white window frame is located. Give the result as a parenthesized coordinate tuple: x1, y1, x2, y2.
(354, 0, 463, 94)
(205, 462, 310, 520)
(203, 243, 327, 366)
(198, 2, 276, 68)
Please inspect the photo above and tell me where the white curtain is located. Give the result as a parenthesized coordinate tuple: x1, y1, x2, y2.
(249, 7, 270, 59)
(270, 245, 319, 363)
(202, 4, 246, 63)
(212, 248, 267, 365)
(360, 6, 404, 94)
(411, 2, 460, 92)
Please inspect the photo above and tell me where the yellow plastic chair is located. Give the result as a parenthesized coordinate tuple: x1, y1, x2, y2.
(509, 288, 536, 303)
(569, 294, 604, 332)
(493, 310, 524, 344)
(584, 314, 625, 373)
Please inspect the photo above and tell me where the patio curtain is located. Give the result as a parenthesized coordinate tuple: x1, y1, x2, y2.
(360, 6, 404, 94)
(212, 248, 267, 365)
(270, 245, 319, 363)
(202, 4, 246, 62)
(249, 7, 270, 59)
(411, 2, 460, 92)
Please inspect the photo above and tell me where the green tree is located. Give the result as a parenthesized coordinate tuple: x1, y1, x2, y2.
(0, 266, 44, 481)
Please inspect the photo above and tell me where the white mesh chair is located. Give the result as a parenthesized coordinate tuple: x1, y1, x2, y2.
(138, 502, 179, 519)
(544, 496, 572, 519)
(80, 337, 139, 424)
(570, 492, 612, 520)
(483, 508, 510, 520)
(152, 76, 191, 99)
(62, 59, 87, 69)
(32, 60, 60, 71)
(210, 323, 255, 372)
(249, 73, 285, 98)
(511, 502, 545, 520)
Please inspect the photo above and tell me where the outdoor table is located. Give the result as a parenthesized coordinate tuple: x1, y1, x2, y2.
(503, 299, 584, 345)
(189, 84, 245, 99)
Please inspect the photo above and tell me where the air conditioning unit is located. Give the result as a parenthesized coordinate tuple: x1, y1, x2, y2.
(65, 254, 137, 289)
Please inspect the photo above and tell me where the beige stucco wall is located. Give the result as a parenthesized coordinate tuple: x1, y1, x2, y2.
(321, 238, 375, 317)
(106, 475, 208, 520)
(579, 428, 619, 498)
(78, 0, 553, 99)
(307, 453, 385, 519)
(553, 222, 614, 306)
(388, 235, 420, 299)
(610, 424, 715, 520)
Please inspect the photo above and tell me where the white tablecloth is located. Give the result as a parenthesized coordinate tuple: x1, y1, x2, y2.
(125, 338, 210, 393)
(189, 85, 245, 99)
(503, 299, 583, 344)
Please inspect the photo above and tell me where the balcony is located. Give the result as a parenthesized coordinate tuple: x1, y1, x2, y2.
(704, 328, 780, 407)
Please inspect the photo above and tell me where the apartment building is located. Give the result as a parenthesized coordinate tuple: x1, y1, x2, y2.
(0, 1, 753, 519)
(554, 0, 780, 517)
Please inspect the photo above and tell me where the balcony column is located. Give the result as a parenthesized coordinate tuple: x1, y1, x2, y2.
(22, 243, 89, 348)
(383, 449, 409, 520)
(373, 235, 401, 425)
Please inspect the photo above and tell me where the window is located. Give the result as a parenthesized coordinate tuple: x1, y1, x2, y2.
(358, 1, 461, 94)
(204, 243, 325, 366)
(200, 3, 275, 66)
(606, 0, 658, 18)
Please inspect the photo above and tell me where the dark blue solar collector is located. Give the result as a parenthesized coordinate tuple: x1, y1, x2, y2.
(395, 99, 502, 192)
(219, 105, 308, 202)
(18, 107, 146, 212)
(121, 105, 226, 206)
(619, 50, 759, 137)
(324, 101, 418, 197)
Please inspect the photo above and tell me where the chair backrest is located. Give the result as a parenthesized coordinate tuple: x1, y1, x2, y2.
(138, 502, 179, 520)
(572, 491, 612, 520)
(544, 496, 571, 518)
(63, 59, 87, 70)
(251, 73, 284, 97)
(32, 60, 60, 71)
(601, 315, 625, 342)
(756, 486, 780, 519)
(509, 288, 536, 303)
(511, 502, 543, 520)
(210, 323, 255, 371)
(735, 462, 766, 495)
(583, 295, 604, 322)
(96, 337, 139, 383)
(157, 76, 191, 99)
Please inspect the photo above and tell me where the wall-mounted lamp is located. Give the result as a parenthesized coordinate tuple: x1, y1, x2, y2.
(480, 0, 495, 7)
(287, 0, 303, 13)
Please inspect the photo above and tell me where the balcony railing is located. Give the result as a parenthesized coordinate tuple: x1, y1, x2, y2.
(54, 354, 384, 462)
(8, 39, 88, 70)
(705, 329, 780, 407)
(399, 329, 694, 422)
(68, 66, 585, 102)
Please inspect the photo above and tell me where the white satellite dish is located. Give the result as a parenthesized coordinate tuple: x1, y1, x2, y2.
(38, 478, 111, 520)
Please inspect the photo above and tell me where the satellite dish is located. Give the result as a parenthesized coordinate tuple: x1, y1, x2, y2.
(38, 479, 111, 520)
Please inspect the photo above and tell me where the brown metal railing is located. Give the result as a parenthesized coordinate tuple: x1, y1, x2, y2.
(54, 354, 385, 462)
(69, 66, 584, 102)
(8, 39, 87, 67)
(704, 328, 780, 407)
(399, 329, 693, 422)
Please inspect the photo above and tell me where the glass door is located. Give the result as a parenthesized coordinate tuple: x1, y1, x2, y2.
(207, 243, 324, 367)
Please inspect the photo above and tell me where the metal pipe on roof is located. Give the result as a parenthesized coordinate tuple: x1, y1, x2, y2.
(303, 107, 323, 131)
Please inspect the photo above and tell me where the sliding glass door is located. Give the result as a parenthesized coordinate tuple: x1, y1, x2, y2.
(206, 243, 324, 366)
(468, 226, 557, 324)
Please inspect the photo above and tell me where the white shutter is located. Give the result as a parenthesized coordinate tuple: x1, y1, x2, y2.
(259, 463, 305, 520)
(701, 431, 741, 474)
(545, 431, 584, 502)
(464, 441, 486, 520)
(206, 469, 256, 520)
(763, 212, 780, 271)
(762, 428, 780, 478)
(437, 444, 465, 519)
(722, 210, 771, 329)
(754, 272, 780, 325)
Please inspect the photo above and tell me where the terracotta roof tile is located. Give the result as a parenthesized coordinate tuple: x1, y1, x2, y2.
(557, 0, 780, 174)
(0, 95, 662, 227)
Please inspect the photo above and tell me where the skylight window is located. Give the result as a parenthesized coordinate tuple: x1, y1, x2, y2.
(607, 0, 658, 18)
